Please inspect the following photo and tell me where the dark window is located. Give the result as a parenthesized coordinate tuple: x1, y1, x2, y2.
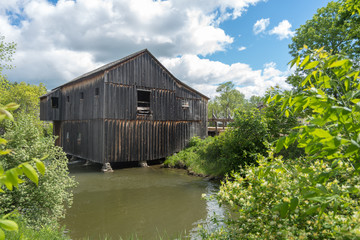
(51, 97, 59, 108)
(80, 92, 84, 100)
(77, 133, 81, 144)
(67, 96, 70, 102)
(137, 90, 151, 114)
(95, 88, 100, 96)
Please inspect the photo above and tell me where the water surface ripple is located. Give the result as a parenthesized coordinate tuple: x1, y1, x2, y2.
(63, 164, 222, 239)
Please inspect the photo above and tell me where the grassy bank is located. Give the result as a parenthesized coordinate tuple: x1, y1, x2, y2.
(5, 214, 69, 240)
(164, 109, 271, 178)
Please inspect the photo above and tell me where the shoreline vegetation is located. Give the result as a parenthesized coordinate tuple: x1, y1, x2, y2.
(1, 0, 359, 238)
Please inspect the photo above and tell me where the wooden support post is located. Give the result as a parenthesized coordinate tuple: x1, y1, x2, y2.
(102, 162, 113, 173)
(215, 120, 218, 135)
(139, 160, 148, 167)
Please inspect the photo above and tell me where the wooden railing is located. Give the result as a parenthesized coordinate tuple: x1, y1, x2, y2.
(208, 110, 234, 136)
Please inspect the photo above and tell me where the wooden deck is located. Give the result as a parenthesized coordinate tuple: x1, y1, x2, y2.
(208, 126, 230, 136)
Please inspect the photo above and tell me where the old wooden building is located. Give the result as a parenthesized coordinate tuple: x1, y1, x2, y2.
(40, 49, 208, 170)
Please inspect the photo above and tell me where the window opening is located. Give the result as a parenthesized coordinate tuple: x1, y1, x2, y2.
(66, 132, 70, 142)
(95, 88, 100, 96)
(51, 97, 59, 108)
(67, 96, 70, 102)
(182, 99, 189, 109)
(77, 133, 81, 144)
(137, 89, 151, 114)
(80, 92, 84, 100)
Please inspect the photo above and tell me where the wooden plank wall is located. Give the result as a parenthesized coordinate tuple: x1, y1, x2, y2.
(101, 51, 208, 163)
(40, 89, 61, 121)
(40, 77, 104, 121)
(40, 51, 208, 164)
(104, 120, 201, 162)
(60, 119, 103, 162)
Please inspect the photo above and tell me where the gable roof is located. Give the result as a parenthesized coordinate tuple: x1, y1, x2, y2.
(51, 49, 209, 100)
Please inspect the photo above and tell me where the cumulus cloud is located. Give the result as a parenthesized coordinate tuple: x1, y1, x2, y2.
(253, 18, 270, 35)
(238, 46, 246, 51)
(0, 0, 267, 89)
(160, 55, 291, 99)
(269, 20, 295, 40)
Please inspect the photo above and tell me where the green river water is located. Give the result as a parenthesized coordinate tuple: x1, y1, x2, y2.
(63, 163, 223, 239)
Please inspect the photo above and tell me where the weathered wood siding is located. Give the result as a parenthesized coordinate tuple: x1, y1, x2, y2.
(61, 76, 104, 121)
(100, 51, 208, 163)
(59, 119, 103, 162)
(103, 120, 202, 162)
(40, 76, 104, 121)
(40, 89, 61, 121)
(40, 50, 208, 164)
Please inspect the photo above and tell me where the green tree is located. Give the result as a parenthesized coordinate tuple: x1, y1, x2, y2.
(0, 35, 16, 76)
(203, 49, 360, 240)
(248, 95, 262, 108)
(209, 81, 246, 118)
(289, 1, 359, 62)
(263, 86, 299, 141)
(0, 104, 46, 240)
(0, 34, 75, 237)
(0, 115, 76, 227)
(165, 108, 269, 176)
(287, 0, 360, 90)
(0, 80, 47, 118)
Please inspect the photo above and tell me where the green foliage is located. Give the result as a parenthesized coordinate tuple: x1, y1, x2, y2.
(206, 153, 360, 239)
(165, 109, 269, 176)
(263, 86, 304, 159)
(0, 79, 47, 118)
(164, 136, 219, 175)
(203, 50, 360, 239)
(263, 86, 299, 142)
(248, 95, 262, 107)
(0, 34, 69, 239)
(0, 35, 16, 75)
(0, 114, 77, 227)
(225, 109, 268, 168)
(287, 0, 360, 90)
(208, 81, 247, 119)
(0, 104, 48, 239)
(289, 1, 359, 63)
(5, 213, 69, 240)
(273, 48, 360, 161)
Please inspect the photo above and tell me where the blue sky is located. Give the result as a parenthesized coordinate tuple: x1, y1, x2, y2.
(210, 0, 331, 70)
(0, 0, 332, 98)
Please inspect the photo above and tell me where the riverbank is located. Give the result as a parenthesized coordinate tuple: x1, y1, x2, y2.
(162, 163, 222, 181)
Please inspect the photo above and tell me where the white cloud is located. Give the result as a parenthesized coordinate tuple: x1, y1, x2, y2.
(269, 20, 295, 40)
(0, 0, 266, 89)
(253, 18, 270, 35)
(238, 46, 246, 51)
(160, 55, 291, 99)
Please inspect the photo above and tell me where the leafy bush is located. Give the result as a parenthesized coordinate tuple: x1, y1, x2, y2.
(202, 49, 360, 239)
(0, 79, 47, 119)
(224, 109, 268, 168)
(5, 213, 69, 240)
(164, 136, 215, 175)
(206, 153, 360, 239)
(0, 114, 77, 227)
(165, 109, 269, 176)
(0, 103, 48, 239)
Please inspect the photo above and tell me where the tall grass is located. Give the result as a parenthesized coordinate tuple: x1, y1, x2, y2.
(5, 215, 69, 240)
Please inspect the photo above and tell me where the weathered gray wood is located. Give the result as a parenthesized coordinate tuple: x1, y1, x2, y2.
(40, 50, 209, 164)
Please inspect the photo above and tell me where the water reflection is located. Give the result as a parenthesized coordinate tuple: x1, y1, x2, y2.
(63, 164, 222, 239)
